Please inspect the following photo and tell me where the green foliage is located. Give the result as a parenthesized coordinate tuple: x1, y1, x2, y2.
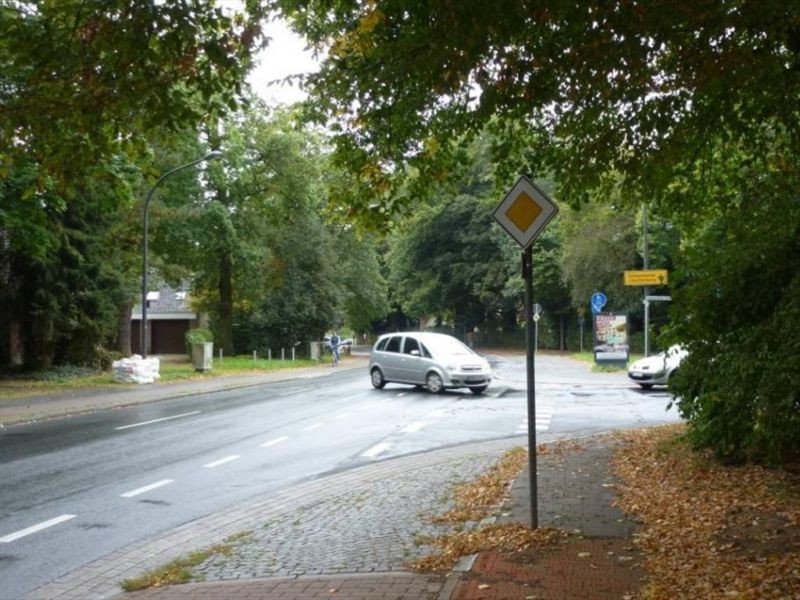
(0, 1, 265, 190)
(279, 0, 800, 216)
(667, 133, 800, 465)
(1, 157, 132, 369)
(185, 328, 215, 356)
(559, 201, 640, 314)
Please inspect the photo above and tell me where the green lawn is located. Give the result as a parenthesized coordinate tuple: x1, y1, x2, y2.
(0, 356, 324, 400)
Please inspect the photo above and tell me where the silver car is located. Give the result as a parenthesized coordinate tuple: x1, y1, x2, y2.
(368, 332, 492, 394)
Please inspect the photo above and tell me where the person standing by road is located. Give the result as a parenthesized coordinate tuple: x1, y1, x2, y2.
(329, 331, 341, 366)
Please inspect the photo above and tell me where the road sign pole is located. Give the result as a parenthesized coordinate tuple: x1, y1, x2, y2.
(644, 297, 650, 357)
(523, 246, 538, 529)
(494, 175, 556, 531)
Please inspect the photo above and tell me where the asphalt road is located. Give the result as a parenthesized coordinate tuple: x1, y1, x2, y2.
(0, 354, 681, 598)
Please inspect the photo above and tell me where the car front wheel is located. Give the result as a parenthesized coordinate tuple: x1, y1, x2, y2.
(426, 372, 444, 394)
(371, 368, 386, 389)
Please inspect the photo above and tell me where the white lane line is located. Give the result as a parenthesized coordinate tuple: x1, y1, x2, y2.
(203, 455, 240, 469)
(260, 436, 289, 448)
(303, 423, 323, 432)
(120, 479, 174, 498)
(402, 421, 427, 434)
(0, 514, 76, 544)
(279, 387, 314, 397)
(362, 442, 392, 458)
(115, 411, 201, 431)
(396, 393, 407, 397)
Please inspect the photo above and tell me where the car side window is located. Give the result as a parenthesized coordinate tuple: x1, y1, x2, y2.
(419, 343, 432, 358)
(385, 336, 402, 353)
(376, 338, 389, 351)
(403, 336, 420, 355)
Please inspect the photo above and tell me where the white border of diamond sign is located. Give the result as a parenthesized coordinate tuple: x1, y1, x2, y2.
(493, 176, 559, 249)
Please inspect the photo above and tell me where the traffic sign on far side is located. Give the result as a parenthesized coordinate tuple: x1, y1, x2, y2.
(493, 176, 559, 249)
(624, 269, 669, 286)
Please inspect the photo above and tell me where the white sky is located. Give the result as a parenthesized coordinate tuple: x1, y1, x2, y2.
(247, 20, 320, 105)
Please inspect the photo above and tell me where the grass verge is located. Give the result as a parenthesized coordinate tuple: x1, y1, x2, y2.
(120, 545, 231, 591)
(568, 351, 643, 372)
(0, 356, 331, 400)
(120, 531, 254, 591)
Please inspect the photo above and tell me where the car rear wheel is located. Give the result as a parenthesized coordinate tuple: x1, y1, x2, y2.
(469, 386, 487, 395)
(426, 372, 444, 394)
(371, 368, 386, 389)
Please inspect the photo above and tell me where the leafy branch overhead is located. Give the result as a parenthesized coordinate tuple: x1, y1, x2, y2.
(0, 1, 266, 187)
(276, 0, 800, 209)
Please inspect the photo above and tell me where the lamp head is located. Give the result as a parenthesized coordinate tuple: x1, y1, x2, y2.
(205, 150, 223, 160)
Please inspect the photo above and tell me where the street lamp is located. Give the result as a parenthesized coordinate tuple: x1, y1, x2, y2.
(140, 150, 222, 358)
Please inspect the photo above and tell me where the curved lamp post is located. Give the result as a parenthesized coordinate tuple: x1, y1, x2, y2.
(141, 150, 222, 358)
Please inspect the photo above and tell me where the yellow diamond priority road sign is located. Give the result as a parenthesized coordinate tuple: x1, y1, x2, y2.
(493, 176, 558, 248)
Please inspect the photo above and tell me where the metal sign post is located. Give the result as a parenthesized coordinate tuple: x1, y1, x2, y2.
(493, 176, 558, 529)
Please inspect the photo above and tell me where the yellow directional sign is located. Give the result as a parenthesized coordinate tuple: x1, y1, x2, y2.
(493, 176, 558, 248)
(624, 269, 669, 286)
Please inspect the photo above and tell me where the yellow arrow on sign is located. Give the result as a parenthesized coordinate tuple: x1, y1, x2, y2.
(624, 270, 669, 286)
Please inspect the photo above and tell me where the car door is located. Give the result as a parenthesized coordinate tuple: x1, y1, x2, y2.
(396, 335, 425, 383)
(379, 335, 404, 381)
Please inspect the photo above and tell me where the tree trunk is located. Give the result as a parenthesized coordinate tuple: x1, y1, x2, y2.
(117, 301, 132, 356)
(9, 320, 24, 366)
(217, 251, 235, 355)
(33, 314, 55, 369)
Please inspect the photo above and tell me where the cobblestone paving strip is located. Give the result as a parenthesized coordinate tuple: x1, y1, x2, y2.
(27, 437, 523, 600)
(193, 456, 498, 581)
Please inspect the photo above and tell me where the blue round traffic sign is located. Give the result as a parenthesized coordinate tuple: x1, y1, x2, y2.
(591, 292, 607, 309)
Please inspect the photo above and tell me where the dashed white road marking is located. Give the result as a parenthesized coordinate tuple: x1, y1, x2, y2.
(203, 455, 240, 468)
(303, 423, 323, 432)
(362, 442, 392, 458)
(0, 514, 76, 544)
(517, 402, 555, 433)
(120, 479, 174, 498)
(115, 411, 201, 431)
(260, 436, 289, 448)
(396, 392, 407, 397)
(401, 421, 427, 433)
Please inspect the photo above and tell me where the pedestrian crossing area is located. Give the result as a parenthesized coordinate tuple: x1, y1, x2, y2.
(517, 398, 554, 433)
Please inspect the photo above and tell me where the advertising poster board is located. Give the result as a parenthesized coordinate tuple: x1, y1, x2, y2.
(593, 313, 629, 366)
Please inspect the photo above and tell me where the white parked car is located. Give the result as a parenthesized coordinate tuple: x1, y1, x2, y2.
(627, 344, 687, 389)
(369, 332, 492, 394)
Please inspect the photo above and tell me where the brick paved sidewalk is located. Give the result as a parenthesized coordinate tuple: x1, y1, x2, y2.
(450, 436, 644, 600)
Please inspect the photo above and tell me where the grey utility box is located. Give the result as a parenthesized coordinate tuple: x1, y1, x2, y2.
(191, 342, 214, 372)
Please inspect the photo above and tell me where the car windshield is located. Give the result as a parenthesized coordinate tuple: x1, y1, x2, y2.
(423, 336, 473, 357)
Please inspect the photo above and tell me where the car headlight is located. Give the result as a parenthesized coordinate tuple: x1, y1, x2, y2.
(446, 364, 457, 372)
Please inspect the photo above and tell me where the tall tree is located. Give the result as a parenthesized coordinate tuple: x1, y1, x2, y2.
(559, 202, 640, 315)
(0, 0, 264, 188)
(275, 0, 799, 211)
